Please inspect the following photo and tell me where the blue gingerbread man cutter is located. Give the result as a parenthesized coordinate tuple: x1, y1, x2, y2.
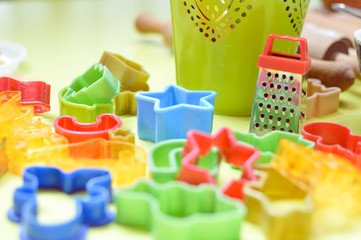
(7, 166, 114, 240)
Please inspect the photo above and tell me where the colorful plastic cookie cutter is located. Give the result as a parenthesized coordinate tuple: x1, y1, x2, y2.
(59, 87, 114, 123)
(306, 78, 340, 120)
(272, 139, 361, 216)
(10, 138, 147, 188)
(114, 87, 149, 115)
(175, 127, 260, 200)
(0, 91, 35, 170)
(302, 122, 361, 168)
(233, 130, 315, 165)
(114, 179, 246, 240)
(244, 165, 313, 240)
(8, 117, 68, 174)
(178, 127, 259, 184)
(99, 52, 150, 115)
(0, 91, 34, 137)
(98, 51, 150, 92)
(54, 114, 122, 143)
(108, 128, 135, 143)
(7, 167, 114, 240)
(63, 63, 120, 105)
(0, 138, 7, 175)
(0, 76, 51, 113)
(136, 84, 217, 142)
(149, 139, 221, 183)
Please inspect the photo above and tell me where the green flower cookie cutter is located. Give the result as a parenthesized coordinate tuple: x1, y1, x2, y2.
(114, 179, 246, 240)
(149, 139, 220, 183)
(64, 63, 120, 105)
(233, 130, 314, 165)
(58, 87, 114, 123)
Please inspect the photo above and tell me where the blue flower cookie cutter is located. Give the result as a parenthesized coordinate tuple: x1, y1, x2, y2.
(7, 166, 114, 240)
(135, 84, 217, 143)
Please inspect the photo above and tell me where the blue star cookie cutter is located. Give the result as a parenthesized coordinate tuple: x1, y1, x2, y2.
(7, 166, 114, 240)
(135, 84, 217, 143)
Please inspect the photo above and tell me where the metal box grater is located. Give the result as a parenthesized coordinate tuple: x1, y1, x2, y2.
(249, 34, 311, 136)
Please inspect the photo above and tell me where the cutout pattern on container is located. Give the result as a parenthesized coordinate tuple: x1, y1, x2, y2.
(183, 0, 309, 42)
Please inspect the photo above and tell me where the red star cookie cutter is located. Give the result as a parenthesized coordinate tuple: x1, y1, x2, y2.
(177, 127, 260, 200)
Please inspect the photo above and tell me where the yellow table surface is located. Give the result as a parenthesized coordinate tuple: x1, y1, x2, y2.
(1, 0, 361, 239)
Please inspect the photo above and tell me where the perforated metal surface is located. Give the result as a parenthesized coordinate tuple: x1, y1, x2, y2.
(249, 68, 307, 136)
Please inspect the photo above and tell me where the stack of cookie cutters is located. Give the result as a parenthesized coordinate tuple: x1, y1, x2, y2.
(136, 84, 217, 142)
(0, 76, 51, 113)
(11, 138, 147, 187)
(54, 113, 122, 143)
(114, 179, 246, 240)
(59, 63, 120, 123)
(99, 51, 150, 115)
(306, 78, 340, 120)
(272, 139, 361, 216)
(7, 166, 114, 240)
(243, 165, 313, 240)
(302, 122, 361, 168)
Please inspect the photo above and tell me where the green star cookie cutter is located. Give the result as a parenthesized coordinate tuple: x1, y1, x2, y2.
(114, 179, 246, 240)
(64, 63, 120, 105)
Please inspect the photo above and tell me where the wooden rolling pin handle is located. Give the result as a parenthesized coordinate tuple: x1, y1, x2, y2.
(135, 12, 173, 48)
(309, 58, 355, 91)
(333, 50, 361, 79)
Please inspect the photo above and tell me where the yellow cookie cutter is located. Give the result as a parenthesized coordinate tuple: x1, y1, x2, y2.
(272, 139, 361, 217)
(11, 138, 147, 188)
(244, 165, 313, 240)
(99, 51, 150, 115)
(108, 128, 135, 144)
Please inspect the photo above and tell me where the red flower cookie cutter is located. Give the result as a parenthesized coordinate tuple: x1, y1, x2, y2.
(177, 127, 260, 200)
(302, 122, 361, 168)
(54, 113, 122, 143)
(0, 76, 50, 113)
